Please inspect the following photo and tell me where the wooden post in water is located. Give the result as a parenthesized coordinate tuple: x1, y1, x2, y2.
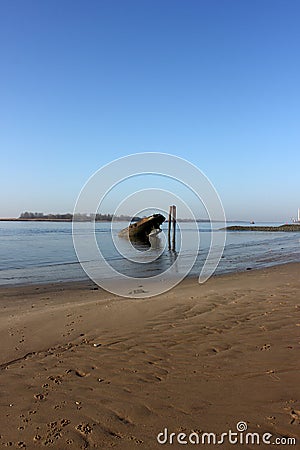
(168, 205, 172, 249)
(172, 205, 176, 251)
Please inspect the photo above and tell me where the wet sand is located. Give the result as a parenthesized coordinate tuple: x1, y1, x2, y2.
(0, 264, 299, 449)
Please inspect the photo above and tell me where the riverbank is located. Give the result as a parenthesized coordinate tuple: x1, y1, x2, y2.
(225, 224, 300, 232)
(0, 264, 299, 448)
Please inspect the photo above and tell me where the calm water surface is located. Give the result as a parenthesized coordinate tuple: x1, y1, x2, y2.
(0, 221, 299, 286)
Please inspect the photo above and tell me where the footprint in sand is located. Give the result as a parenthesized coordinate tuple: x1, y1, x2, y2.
(66, 369, 90, 377)
(34, 393, 47, 401)
(48, 375, 63, 385)
(260, 344, 271, 351)
(289, 409, 300, 424)
(76, 423, 93, 435)
(128, 288, 148, 294)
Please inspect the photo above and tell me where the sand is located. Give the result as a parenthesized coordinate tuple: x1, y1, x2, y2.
(0, 264, 299, 449)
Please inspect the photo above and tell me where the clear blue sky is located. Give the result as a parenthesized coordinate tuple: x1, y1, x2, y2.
(1, 0, 299, 221)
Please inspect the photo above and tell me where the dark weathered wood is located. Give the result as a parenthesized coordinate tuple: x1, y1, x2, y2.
(168, 206, 172, 249)
(119, 214, 165, 244)
(172, 205, 176, 251)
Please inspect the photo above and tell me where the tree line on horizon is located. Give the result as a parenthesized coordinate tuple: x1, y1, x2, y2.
(18, 212, 221, 223)
(19, 212, 142, 221)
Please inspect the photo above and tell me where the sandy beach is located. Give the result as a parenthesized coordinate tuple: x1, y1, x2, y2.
(0, 263, 299, 449)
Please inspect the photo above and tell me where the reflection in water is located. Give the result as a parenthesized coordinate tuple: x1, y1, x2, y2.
(149, 234, 163, 250)
(166, 249, 179, 274)
(110, 232, 170, 278)
(129, 240, 150, 252)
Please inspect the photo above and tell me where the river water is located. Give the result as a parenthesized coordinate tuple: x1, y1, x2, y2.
(0, 221, 299, 286)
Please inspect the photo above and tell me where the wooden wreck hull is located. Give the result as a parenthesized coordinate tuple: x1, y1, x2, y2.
(119, 214, 165, 243)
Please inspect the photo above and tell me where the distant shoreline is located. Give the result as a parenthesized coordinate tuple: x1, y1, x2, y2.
(225, 224, 300, 232)
(0, 218, 126, 222)
(0, 218, 251, 223)
(0, 218, 73, 222)
(0, 218, 240, 223)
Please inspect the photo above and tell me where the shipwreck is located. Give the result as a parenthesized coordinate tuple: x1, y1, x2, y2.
(119, 214, 165, 244)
